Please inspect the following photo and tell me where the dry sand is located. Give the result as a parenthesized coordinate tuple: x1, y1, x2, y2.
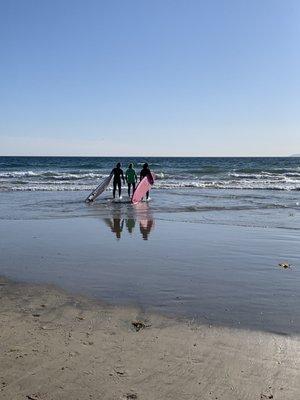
(0, 276, 299, 400)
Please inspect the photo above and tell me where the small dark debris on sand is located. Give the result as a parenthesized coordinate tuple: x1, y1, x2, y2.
(114, 367, 125, 376)
(260, 393, 274, 399)
(126, 394, 138, 400)
(131, 320, 151, 332)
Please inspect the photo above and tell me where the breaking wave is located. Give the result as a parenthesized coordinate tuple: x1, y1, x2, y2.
(1, 157, 300, 192)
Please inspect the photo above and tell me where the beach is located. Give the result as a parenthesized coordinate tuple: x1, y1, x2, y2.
(1, 277, 300, 400)
(1, 157, 300, 399)
(2, 0, 300, 395)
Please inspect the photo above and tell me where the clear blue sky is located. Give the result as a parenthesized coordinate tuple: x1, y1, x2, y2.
(0, 0, 299, 156)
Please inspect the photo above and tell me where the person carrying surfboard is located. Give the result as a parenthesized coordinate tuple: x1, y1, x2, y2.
(125, 163, 137, 197)
(111, 162, 125, 199)
(140, 163, 153, 200)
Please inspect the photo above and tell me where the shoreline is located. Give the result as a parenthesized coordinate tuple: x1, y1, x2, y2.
(1, 277, 299, 400)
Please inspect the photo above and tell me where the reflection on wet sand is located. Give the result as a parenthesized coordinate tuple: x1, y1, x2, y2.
(102, 204, 155, 240)
(139, 219, 154, 240)
(126, 218, 136, 234)
(103, 217, 124, 239)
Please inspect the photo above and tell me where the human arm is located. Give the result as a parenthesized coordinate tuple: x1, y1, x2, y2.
(147, 169, 154, 184)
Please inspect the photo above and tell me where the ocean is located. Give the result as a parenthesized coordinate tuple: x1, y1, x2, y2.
(1, 156, 300, 332)
(1, 156, 300, 192)
(0, 156, 300, 229)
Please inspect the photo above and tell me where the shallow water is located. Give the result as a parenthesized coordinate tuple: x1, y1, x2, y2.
(1, 189, 300, 231)
(0, 198, 299, 334)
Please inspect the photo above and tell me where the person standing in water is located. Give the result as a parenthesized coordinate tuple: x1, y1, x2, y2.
(140, 162, 153, 200)
(111, 162, 125, 199)
(125, 163, 137, 197)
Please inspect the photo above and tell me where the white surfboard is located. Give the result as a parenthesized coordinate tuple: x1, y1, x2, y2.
(85, 172, 113, 203)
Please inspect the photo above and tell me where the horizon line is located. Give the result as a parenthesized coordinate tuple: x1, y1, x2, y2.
(0, 154, 297, 158)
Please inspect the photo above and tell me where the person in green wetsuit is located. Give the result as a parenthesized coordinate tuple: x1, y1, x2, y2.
(125, 163, 137, 197)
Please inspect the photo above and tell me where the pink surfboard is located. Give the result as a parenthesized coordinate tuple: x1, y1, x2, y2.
(132, 173, 155, 205)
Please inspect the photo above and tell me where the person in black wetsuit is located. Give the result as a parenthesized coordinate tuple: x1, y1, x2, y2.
(139, 163, 153, 200)
(111, 163, 125, 199)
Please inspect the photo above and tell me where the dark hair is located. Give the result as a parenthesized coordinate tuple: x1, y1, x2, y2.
(116, 162, 121, 168)
(129, 163, 133, 168)
(143, 163, 149, 168)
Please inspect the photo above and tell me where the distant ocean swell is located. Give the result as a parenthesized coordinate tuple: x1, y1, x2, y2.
(1, 173, 300, 191)
(0, 171, 107, 180)
(0, 157, 300, 192)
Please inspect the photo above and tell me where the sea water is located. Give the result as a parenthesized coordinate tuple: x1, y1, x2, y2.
(0, 156, 300, 228)
(1, 157, 300, 333)
(1, 156, 300, 192)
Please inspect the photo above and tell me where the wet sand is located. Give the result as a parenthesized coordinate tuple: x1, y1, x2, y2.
(1, 277, 300, 400)
(1, 189, 300, 399)
(1, 216, 300, 333)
